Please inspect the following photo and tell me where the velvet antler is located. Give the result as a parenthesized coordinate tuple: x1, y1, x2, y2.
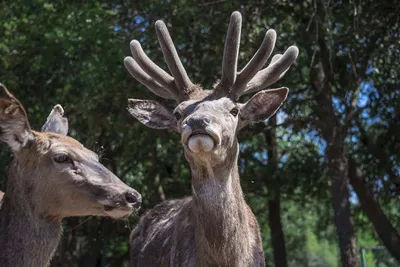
(217, 11, 299, 100)
(124, 11, 299, 102)
(124, 21, 199, 102)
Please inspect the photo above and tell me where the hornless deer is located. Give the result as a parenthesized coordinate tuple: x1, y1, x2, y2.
(0, 84, 142, 267)
(125, 11, 298, 266)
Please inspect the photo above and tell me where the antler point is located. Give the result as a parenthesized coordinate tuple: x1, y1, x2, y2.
(266, 29, 277, 38)
(231, 11, 242, 20)
(155, 20, 166, 29)
(130, 40, 140, 46)
(287, 45, 299, 59)
(123, 56, 134, 65)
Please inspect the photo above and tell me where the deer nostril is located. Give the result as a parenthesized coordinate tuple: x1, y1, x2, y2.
(125, 192, 142, 208)
(187, 117, 210, 128)
(203, 117, 211, 124)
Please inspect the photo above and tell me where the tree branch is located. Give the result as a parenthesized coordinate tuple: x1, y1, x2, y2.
(348, 156, 400, 263)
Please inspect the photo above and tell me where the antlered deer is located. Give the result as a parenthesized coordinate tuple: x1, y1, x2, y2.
(125, 11, 298, 266)
(0, 84, 142, 267)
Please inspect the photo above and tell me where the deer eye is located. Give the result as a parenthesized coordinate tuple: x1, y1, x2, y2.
(230, 107, 239, 117)
(53, 153, 72, 164)
(174, 112, 182, 120)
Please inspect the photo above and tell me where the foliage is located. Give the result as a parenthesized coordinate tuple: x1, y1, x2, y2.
(0, 0, 398, 266)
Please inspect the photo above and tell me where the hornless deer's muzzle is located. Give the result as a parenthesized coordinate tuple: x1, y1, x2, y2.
(96, 180, 142, 219)
(125, 192, 142, 209)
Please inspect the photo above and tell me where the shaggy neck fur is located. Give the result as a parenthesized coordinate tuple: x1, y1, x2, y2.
(0, 161, 61, 267)
(188, 141, 253, 265)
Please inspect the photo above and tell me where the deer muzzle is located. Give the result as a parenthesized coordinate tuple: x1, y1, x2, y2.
(181, 127, 220, 153)
(84, 178, 142, 219)
(100, 189, 141, 219)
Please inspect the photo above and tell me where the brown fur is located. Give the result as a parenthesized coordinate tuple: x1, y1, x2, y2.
(129, 94, 271, 267)
(0, 84, 141, 267)
(130, 151, 265, 266)
(126, 11, 296, 266)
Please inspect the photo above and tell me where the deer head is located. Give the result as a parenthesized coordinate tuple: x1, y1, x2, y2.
(125, 11, 298, 166)
(0, 84, 141, 220)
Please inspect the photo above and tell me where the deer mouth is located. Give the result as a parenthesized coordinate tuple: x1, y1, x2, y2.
(95, 188, 141, 219)
(99, 197, 140, 219)
(182, 128, 220, 153)
(102, 204, 136, 219)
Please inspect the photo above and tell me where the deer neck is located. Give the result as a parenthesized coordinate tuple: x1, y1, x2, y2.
(0, 162, 61, 267)
(188, 141, 252, 262)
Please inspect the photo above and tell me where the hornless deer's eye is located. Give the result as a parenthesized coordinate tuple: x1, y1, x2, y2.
(230, 108, 239, 117)
(53, 154, 72, 164)
(174, 112, 182, 120)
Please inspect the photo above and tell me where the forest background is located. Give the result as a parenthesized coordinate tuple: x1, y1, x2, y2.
(0, 0, 399, 266)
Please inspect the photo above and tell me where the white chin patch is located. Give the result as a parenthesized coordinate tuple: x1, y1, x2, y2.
(188, 134, 215, 153)
(104, 208, 132, 219)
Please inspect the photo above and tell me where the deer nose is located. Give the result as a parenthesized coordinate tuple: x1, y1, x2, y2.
(125, 192, 142, 209)
(187, 116, 210, 128)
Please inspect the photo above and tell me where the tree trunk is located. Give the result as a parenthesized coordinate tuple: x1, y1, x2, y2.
(348, 156, 400, 263)
(268, 194, 288, 267)
(265, 115, 288, 267)
(308, 42, 360, 267)
(326, 132, 359, 267)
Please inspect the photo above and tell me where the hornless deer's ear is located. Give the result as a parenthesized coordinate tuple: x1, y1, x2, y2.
(127, 99, 177, 130)
(41, 104, 69, 136)
(238, 88, 288, 129)
(0, 84, 34, 151)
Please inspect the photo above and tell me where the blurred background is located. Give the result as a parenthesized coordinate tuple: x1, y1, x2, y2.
(0, 0, 399, 266)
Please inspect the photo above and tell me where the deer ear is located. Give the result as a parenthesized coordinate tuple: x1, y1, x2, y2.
(238, 88, 288, 129)
(0, 84, 34, 151)
(41, 104, 69, 136)
(127, 99, 177, 130)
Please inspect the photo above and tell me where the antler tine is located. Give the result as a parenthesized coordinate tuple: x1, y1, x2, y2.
(230, 29, 277, 98)
(270, 54, 282, 64)
(129, 40, 179, 99)
(124, 57, 176, 100)
(155, 20, 194, 98)
(243, 45, 299, 95)
(266, 53, 292, 80)
(219, 11, 242, 90)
